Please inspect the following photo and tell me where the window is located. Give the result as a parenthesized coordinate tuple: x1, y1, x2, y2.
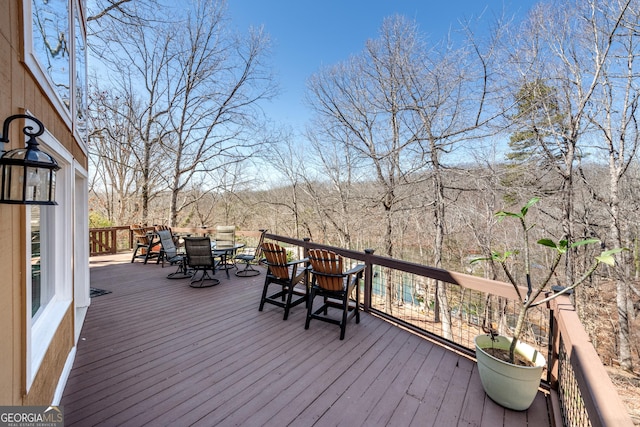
(30, 206, 45, 318)
(18, 0, 87, 391)
(74, 6, 87, 140)
(25, 129, 73, 391)
(24, 0, 88, 151)
(31, 0, 71, 110)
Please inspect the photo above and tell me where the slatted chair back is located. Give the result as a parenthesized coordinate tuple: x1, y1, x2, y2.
(131, 225, 150, 244)
(261, 242, 290, 280)
(215, 225, 235, 249)
(259, 241, 309, 320)
(308, 249, 345, 291)
(130, 224, 158, 263)
(184, 237, 214, 268)
(253, 230, 267, 261)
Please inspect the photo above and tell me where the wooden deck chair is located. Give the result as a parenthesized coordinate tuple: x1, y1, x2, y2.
(259, 242, 308, 320)
(305, 249, 364, 340)
(130, 225, 159, 263)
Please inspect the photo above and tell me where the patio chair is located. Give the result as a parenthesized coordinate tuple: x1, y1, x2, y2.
(215, 225, 235, 248)
(183, 236, 220, 288)
(157, 229, 191, 279)
(215, 225, 237, 273)
(130, 225, 159, 263)
(234, 229, 267, 277)
(259, 242, 309, 320)
(154, 225, 181, 264)
(305, 249, 364, 340)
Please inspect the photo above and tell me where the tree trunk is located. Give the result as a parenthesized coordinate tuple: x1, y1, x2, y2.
(610, 176, 633, 371)
(431, 142, 452, 339)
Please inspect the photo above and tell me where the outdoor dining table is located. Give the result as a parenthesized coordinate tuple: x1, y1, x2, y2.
(212, 242, 245, 278)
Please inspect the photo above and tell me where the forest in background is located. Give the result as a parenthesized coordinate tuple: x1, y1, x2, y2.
(86, 0, 640, 385)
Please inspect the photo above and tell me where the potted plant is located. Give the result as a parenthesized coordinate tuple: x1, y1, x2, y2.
(472, 197, 621, 410)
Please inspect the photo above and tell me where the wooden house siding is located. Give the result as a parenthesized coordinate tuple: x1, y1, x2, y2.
(0, 1, 87, 406)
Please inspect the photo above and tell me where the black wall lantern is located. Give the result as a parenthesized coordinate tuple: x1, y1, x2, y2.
(0, 114, 60, 205)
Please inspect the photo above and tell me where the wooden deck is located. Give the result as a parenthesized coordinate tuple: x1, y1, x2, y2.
(61, 253, 552, 426)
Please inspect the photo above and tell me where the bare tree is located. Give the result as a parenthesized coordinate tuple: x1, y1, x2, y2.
(307, 16, 433, 258)
(504, 0, 635, 370)
(305, 15, 500, 327)
(506, 0, 631, 282)
(258, 129, 308, 242)
(302, 113, 368, 248)
(160, 1, 276, 226)
(87, 0, 161, 30)
(88, 87, 155, 224)
(585, 0, 639, 372)
(88, 0, 276, 225)
(305, 16, 430, 315)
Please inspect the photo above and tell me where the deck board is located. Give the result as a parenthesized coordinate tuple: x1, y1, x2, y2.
(61, 253, 552, 426)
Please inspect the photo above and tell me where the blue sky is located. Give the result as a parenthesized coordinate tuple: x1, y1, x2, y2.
(226, 0, 539, 129)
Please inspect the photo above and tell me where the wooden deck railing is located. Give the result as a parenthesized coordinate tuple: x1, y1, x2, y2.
(547, 296, 632, 427)
(88, 226, 263, 256)
(89, 226, 132, 255)
(264, 232, 634, 427)
(87, 227, 633, 425)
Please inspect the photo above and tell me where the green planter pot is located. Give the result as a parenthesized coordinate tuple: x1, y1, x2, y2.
(475, 335, 546, 411)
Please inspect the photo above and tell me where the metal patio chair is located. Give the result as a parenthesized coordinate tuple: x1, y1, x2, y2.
(183, 236, 219, 288)
(157, 229, 190, 279)
(234, 229, 267, 277)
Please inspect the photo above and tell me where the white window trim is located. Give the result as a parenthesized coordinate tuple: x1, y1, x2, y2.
(22, 0, 89, 157)
(72, 0, 88, 146)
(25, 124, 74, 392)
(73, 161, 90, 343)
(22, 1, 73, 131)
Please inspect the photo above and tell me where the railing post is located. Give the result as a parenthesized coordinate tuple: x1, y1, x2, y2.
(110, 228, 117, 254)
(547, 294, 560, 388)
(302, 237, 310, 260)
(363, 248, 375, 312)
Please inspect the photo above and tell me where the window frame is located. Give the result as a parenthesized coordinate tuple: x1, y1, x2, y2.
(23, 0, 88, 155)
(25, 125, 74, 392)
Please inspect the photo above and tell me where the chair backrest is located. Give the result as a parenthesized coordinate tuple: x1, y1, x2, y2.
(131, 225, 151, 245)
(261, 242, 290, 280)
(253, 230, 267, 259)
(157, 229, 177, 258)
(308, 249, 345, 291)
(215, 225, 235, 248)
(184, 236, 214, 267)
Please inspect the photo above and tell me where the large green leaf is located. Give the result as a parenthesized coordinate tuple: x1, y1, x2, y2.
(520, 197, 540, 217)
(596, 248, 626, 267)
(537, 238, 557, 249)
(570, 238, 600, 248)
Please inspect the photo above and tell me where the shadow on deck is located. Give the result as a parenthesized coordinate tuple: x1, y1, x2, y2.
(61, 253, 552, 426)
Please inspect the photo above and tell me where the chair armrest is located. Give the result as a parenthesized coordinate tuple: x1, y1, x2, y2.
(346, 264, 365, 276)
(286, 257, 309, 267)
